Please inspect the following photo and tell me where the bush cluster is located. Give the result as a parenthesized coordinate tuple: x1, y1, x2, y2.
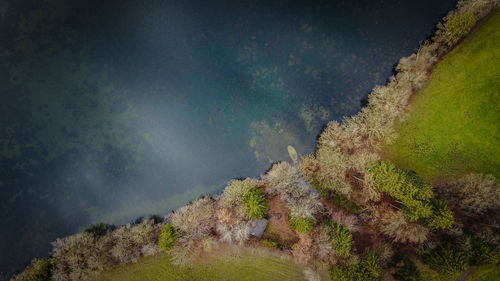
(370, 206, 429, 244)
(244, 188, 268, 219)
(443, 12, 475, 45)
(423, 234, 499, 275)
(423, 243, 468, 275)
(361, 251, 382, 279)
(289, 216, 315, 233)
(47, 218, 161, 281)
(369, 162, 453, 229)
(468, 237, 499, 266)
(216, 221, 251, 246)
(329, 252, 382, 281)
(158, 223, 178, 251)
(169, 196, 217, 265)
(215, 178, 261, 247)
(11, 258, 52, 281)
(392, 255, 422, 281)
(324, 221, 353, 257)
(84, 222, 116, 238)
(426, 198, 454, 230)
(108, 220, 162, 264)
(220, 178, 259, 209)
(438, 173, 500, 217)
(263, 162, 322, 227)
(262, 239, 278, 248)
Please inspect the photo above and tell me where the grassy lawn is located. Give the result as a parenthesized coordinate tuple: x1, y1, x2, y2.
(466, 265, 500, 281)
(417, 263, 459, 281)
(94, 251, 307, 281)
(382, 9, 500, 181)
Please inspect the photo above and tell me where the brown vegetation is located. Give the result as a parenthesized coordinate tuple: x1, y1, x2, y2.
(263, 195, 299, 248)
(46, 218, 161, 281)
(263, 162, 323, 221)
(437, 173, 500, 217)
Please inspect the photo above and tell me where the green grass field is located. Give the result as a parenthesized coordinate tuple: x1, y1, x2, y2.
(94, 252, 307, 281)
(382, 10, 500, 181)
(466, 265, 500, 281)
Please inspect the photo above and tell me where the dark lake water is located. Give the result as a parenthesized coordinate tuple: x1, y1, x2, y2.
(0, 0, 456, 277)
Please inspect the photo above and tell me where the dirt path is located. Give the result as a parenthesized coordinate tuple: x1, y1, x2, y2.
(455, 267, 475, 281)
(320, 197, 337, 217)
(264, 195, 299, 247)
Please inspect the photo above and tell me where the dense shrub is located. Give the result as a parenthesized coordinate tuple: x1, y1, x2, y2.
(288, 190, 323, 220)
(315, 146, 352, 196)
(392, 255, 422, 281)
(469, 237, 500, 266)
(216, 221, 250, 245)
(299, 154, 320, 182)
(423, 243, 468, 275)
(456, 0, 497, 19)
(438, 173, 500, 217)
(170, 235, 219, 266)
(329, 253, 382, 281)
(325, 221, 353, 256)
(371, 241, 394, 266)
(310, 226, 337, 264)
(220, 178, 259, 208)
(158, 223, 178, 251)
(216, 207, 235, 224)
(108, 219, 161, 264)
(28, 258, 53, 281)
(262, 239, 278, 248)
(50, 232, 108, 281)
(360, 251, 382, 279)
(372, 207, 429, 244)
(443, 12, 475, 45)
(171, 196, 215, 236)
(169, 196, 217, 265)
(426, 198, 454, 230)
(370, 162, 454, 230)
(85, 223, 115, 238)
(289, 216, 315, 233)
(264, 161, 302, 196)
(292, 234, 314, 263)
(12, 258, 52, 281)
(148, 214, 164, 224)
(329, 265, 360, 281)
(49, 218, 161, 281)
(359, 172, 382, 203)
(312, 178, 362, 215)
(330, 210, 360, 232)
(244, 188, 268, 219)
(263, 162, 322, 220)
(370, 162, 434, 221)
